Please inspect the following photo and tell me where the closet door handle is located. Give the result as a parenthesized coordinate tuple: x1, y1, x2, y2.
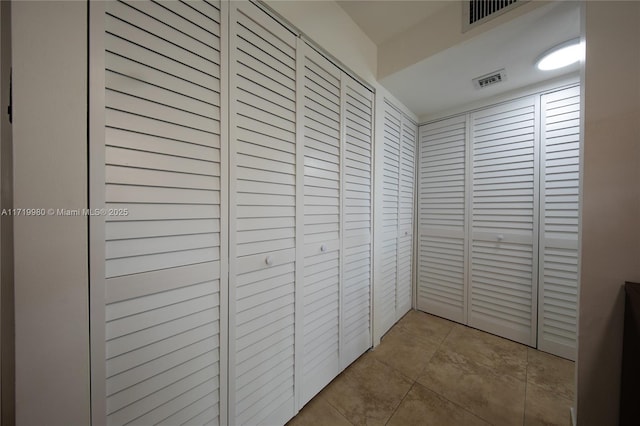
(404, 231, 409, 236)
(320, 244, 327, 252)
(497, 234, 504, 242)
(265, 255, 274, 266)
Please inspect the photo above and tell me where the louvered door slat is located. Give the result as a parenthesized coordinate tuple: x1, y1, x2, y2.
(341, 78, 373, 369)
(229, 3, 297, 425)
(418, 115, 467, 322)
(538, 86, 580, 360)
(103, 1, 223, 425)
(300, 44, 342, 406)
(380, 100, 401, 335)
(469, 97, 538, 346)
(397, 114, 417, 318)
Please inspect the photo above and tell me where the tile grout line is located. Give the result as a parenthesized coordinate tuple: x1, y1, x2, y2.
(443, 381, 500, 426)
(395, 317, 454, 382)
(382, 316, 456, 425)
(324, 395, 355, 424)
(333, 400, 356, 426)
(414, 378, 497, 426)
(383, 381, 416, 426)
(416, 322, 455, 376)
(294, 314, 574, 426)
(411, 323, 501, 426)
(310, 392, 356, 426)
(322, 372, 357, 425)
(363, 356, 415, 425)
(438, 322, 456, 347)
(375, 333, 446, 381)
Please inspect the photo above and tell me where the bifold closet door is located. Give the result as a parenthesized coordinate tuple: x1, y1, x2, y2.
(300, 43, 342, 405)
(341, 77, 374, 368)
(417, 116, 467, 323)
(538, 85, 580, 360)
(469, 97, 538, 346)
(380, 101, 416, 334)
(102, 1, 225, 425)
(228, 2, 298, 425)
(380, 100, 402, 335)
(397, 115, 417, 318)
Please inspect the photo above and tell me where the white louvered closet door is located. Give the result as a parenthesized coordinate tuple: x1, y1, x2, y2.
(228, 2, 298, 425)
(103, 1, 225, 425)
(469, 97, 538, 346)
(538, 86, 580, 360)
(380, 100, 402, 335)
(397, 115, 417, 318)
(341, 77, 374, 368)
(417, 116, 467, 323)
(300, 43, 342, 406)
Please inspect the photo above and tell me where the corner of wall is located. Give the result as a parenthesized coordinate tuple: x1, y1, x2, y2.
(378, 0, 550, 80)
(263, 0, 377, 83)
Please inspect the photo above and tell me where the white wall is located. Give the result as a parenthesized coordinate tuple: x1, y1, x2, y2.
(12, 2, 90, 425)
(377, 0, 549, 79)
(577, 1, 640, 425)
(418, 74, 580, 124)
(265, 0, 377, 83)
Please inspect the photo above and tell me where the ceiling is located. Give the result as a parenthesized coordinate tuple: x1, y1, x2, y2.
(336, 0, 449, 45)
(337, 1, 581, 120)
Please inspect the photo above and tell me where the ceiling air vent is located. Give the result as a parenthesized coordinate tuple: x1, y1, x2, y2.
(463, 0, 527, 32)
(473, 69, 507, 89)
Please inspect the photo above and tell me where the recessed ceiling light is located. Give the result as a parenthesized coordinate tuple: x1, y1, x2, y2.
(536, 39, 584, 71)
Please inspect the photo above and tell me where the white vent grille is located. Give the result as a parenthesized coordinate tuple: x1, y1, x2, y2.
(473, 69, 506, 89)
(463, 0, 526, 32)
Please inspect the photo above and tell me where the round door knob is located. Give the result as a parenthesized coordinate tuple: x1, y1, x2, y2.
(320, 244, 327, 252)
(265, 256, 273, 266)
(497, 234, 504, 241)
(405, 231, 409, 236)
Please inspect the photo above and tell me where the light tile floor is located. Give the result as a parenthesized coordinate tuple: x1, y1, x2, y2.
(287, 310, 574, 426)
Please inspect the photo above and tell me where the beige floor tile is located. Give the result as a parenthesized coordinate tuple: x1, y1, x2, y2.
(527, 348, 575, 401)
(370, 325, 439, 380)
(288, 310, 576, 426)
(524, 381, 574, 426)
(441, 324, 528, 381)
(417, 348, 526, 426)
(322, 354, 413, 426)
(395, 310, 455, 345)
(286, 395, 352, 426)
(387, 382, 491, 426)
